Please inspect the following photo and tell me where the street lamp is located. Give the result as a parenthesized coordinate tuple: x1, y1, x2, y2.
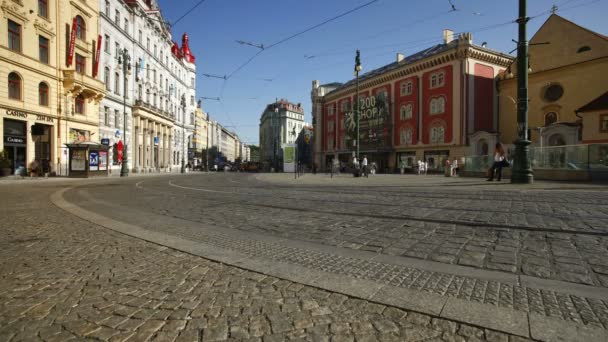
(354, 50, 363, 163)
(291, 126, 297, 179)
(180, 95, 186, 174)
(511, 0, 534, 183)
(118, 48, 132, 177)
(274, 105, 279, 172)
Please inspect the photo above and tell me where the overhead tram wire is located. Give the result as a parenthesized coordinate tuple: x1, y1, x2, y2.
(170, 0, 209, 27)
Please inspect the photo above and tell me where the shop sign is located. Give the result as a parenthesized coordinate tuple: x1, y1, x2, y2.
(99, 151, 108, 171)
(4, 136, 26, 144)
(100, 138, 110, 146)
(344, 94, 390, 149)
(93, 35, 102, 77)
(36, 115, 53, 123)
(67, 17, 77, 67)
(72, 149, 86, 171)
(89, 151, 99, 171)
(6, 110, 28, 119)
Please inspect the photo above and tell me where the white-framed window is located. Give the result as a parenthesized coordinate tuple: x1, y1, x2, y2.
(430, 71, 445, 88)
(341, 101, 350, 112)
(430, 97, 445, 115)
(328, 105, 334, 116)
(114, 9, 120, 25)
(104, 34, 110, 53)
(430, 126, 445, 144)
(400, 104, 413, 120)
(400, 81, 413, 96)
(327, 121, 334, 132)
(104, 106, 109, 126)
(400, 128, 413, 145)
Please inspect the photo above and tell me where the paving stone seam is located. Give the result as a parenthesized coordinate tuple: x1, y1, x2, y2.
(54, 185, 608, 332)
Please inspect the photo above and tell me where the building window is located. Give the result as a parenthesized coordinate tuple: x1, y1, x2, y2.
(75, 54, 85, 74)
(430, 97, 445, 115)
(124, 18, 128, 32)
(328, 106, 334, 116)
(400, 104, 413, 120)
(115, 109, 120, 128)
(75, 15, 86, 40)
(114, 10, 120, 25)
(430, 126, 445, 144)
(191, 77, 195, 87)
(105, 0, 110, 16)
(138, 84, 142, 100)
(400, 81, 413, 96)
(430, 71, 445, 88)
(543, 84, 564, 102)
(544, 112, 558, 126)
(146, 37, 150, 51)
(114, 72, 120, 95)
(104, 34, 110, 52)
(75, 94, 85, 114)
(190, 96, 195, 106)
(39, 82, 49, 106)
(8, 20, 21, 52)
(104, 67, 110, 90)
(39, 35, 49, 64)
(38, 0, 48, 18)
(115, 42, 120, 57)
(154, 44, 157, 57)
(577, 46, 591, 53)
(146, 89, 150, 103)
(400, 128, 412, 145)
(600, 114, 608, 133)
(341, 101, 350, 112)
(138, 30, 142, 44)
(8, 72, 21, 100)
(104, 106, 109, 126)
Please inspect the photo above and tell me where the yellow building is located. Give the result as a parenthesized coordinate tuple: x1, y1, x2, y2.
(1, 0, 104, 176)
(498, 14, 608, 149)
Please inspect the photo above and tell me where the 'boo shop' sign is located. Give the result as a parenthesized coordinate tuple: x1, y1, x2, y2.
(345, 94, 388, 131)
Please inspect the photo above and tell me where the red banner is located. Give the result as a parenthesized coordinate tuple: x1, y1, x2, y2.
(66, 17, 77, 67)
(93, 35, 102, 77)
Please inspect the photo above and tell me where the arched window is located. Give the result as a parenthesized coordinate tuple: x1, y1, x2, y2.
(75, 94, 85, 114)
(39, 82, 49, 106)
(545, 112, 558, 126)
(8, 72, 21, 100)
(430, 97, 445, 114)
(400, 127, 413, 145)
(75, 15, 86, 40)
(400, 104, 413, 120)
(430, 125, 445, 144)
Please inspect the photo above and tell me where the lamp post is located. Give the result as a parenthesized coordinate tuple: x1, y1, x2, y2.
(354, 49, 362, 161)
(118, 48, 131, 177)
(511, 0, 534, 183)
(180, 95, 186, 174)
(291, 127, 297, 179)
(273, 106, 279, 172)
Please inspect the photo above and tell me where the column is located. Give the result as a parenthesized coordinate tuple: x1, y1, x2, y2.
(148, 121, 154, 170)
(134, 117, 139, 172)
(142, 119, 148, 171)
(169, 133, 173, 169)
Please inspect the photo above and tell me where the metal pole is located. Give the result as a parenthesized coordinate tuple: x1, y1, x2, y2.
(181, 107, 185, 174)
(120, 49, 129, 177)
(511, 0, 533, 183)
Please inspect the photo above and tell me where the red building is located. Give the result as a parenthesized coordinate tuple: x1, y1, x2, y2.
(311, 31, 513, 172)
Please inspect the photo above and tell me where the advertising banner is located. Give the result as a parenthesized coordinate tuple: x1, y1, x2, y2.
(99, 151, 108, 171)
(344, 93, 391, 150)
(69, 128, 90, 143)
(67, 17, 77, 67)
(89, 151, 99, 171)
(93, 35, 102, 77)
(283, 145, 295, 172)
(72, 149, 86, 171)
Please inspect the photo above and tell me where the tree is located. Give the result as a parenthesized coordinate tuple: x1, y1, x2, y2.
(248, 145, 260, 162)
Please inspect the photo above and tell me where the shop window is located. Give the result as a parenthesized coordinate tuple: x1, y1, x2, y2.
(75, 94, 85, 114)
(75, 15, 86, 40)
(544, 112, 558, 126)
(39, 35, 49, 64)
(8, 19, 21, 52)
(430, 97, 445, 115)
(400, 104, 413, 120)
(38, 0, 48, 18)
(8, 72, 21, 100)
(38, 82, 49, 106)
(75, 54, 85, 74)
(599, 114, 608, 133)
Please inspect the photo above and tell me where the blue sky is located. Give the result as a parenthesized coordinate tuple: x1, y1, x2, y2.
(157, 0, 606, 145)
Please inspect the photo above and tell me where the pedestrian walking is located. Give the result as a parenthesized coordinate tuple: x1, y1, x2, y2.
(362, 155, 368, 178)
(487, 142, 509, 181)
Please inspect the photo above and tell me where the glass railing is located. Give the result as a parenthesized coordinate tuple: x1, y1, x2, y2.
(463, 144, 608, 172)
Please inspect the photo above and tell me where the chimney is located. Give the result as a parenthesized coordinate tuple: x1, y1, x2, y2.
(443, 29, 454, 44)
(396, 53, 405, 62)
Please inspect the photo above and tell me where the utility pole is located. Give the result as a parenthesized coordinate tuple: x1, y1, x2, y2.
(511, 0, 534, 184)
(354, 50, 362, 161)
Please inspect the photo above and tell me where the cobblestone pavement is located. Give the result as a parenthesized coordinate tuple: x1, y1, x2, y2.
(0, 181, 528, 341)
(72, 173, 608, 289)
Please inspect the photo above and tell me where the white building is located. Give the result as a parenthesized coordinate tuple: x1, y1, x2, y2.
(98, 0, 197, 173)
(259, 99, 305, 167)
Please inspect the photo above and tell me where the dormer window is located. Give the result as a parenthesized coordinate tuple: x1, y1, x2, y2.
(577, 46, 591, 53)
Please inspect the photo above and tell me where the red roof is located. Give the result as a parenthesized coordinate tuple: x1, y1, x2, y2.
(576, 91, 608, 113)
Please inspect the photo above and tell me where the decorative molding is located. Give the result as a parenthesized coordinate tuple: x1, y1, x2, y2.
(34, 18, 56, 38)
(1, 0, 29, 23)
(69, 0, 92, 18)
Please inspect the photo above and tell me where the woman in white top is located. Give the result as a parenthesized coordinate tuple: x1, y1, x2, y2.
(487, 143, 507, 181)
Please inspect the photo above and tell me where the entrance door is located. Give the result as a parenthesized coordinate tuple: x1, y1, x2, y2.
(6, 146, 26, 175)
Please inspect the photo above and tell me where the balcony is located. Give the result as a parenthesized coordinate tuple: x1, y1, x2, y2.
(63, 70, 106, 103)
(133, 99, 175, 122)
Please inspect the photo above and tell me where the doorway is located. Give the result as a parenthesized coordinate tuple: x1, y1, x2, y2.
(6, 146, 26, 175)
